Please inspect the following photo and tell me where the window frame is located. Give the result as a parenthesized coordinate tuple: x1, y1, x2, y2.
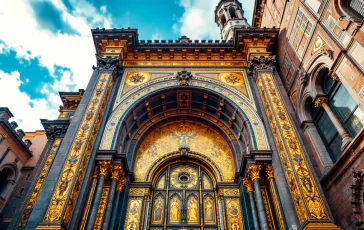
(288, 7, 315, 59)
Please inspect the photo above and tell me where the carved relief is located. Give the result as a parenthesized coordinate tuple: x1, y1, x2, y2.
(134, 120, 235, 182)
(125, 72, 150, 86)
(257, 72, 330, 223)
(225, 198, 243, 230)
(219, 73, 244, 86)
(124, 198, 143, 230)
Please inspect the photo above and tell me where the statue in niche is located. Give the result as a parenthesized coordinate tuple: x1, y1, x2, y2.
(170, 197, 180, 222)
(154, 197, 163, 222)
(205, 197, 214, 222)
(188, 197, 198, 222)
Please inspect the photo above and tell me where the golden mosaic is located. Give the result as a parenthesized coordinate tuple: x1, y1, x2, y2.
(125, 72, 150, 86)
(134, 120, 235, 182)
(219, 72, 244, 86)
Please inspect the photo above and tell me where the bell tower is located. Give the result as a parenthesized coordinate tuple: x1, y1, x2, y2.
(215, 0, 249, 41)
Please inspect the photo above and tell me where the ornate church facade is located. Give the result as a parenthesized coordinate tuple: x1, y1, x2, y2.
(1, 0, 363, 229)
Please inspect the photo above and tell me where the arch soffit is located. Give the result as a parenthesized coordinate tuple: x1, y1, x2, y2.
(146, 151, 223, 183)
(100, 77, 269, 151)
(297, 55, 333, 123)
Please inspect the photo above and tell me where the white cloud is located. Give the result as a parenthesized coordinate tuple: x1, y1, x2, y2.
(173, 0, 221, 40)
(151, 31, 163, 41)
(0, 0, 113, 131)
(0, 70, 59, 131)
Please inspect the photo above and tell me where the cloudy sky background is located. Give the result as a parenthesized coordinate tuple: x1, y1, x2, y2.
(0, 0, 254, 131)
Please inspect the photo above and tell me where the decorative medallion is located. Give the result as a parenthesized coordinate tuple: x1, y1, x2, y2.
(219, 73, 244, 86)
(125, 72, 150, 86)
(312, 36, 326, 55)
(170, 166, 198, 189)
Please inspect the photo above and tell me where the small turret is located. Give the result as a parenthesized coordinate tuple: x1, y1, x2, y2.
(215, 0, 249, 41)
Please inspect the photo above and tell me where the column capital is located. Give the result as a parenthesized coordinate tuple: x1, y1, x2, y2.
(247, 55, 276, 76)
(248, 164, 262, 181)
(116, 177, 126, 192)
(242, 178, 254, 192)
(92, 55, 121, 73)
(110, 164, 122, 180)
(99, 161, 111, 177)
(265, 164, 274, 180)
(314, 97, 328, 108)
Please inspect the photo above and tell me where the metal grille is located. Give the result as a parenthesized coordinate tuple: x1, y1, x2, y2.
(350, 0, 364, 17)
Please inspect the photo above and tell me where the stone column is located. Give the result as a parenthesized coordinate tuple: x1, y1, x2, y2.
(315, 97, 352, 150)
(265, 164, 286, 230)
(109, 176, 126, 230)
(86, 160, 110, 230)
(249, 164, 269, 230)
(302, 121, 334, 174)
(242, 177, 260, 229)
(101, 164, 122, 230)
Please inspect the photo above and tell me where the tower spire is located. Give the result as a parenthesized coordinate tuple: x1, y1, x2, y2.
(215, 0, 249, 40)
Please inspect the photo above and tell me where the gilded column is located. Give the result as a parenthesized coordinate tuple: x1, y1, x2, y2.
(109, 176, 126, 230)
(101, 164, 122, 230)
(86, 161, 110, 230)
(250, 56, 340, 229)
(315, 97, 352, 150)
(34, 57, 120, 229)
(266, 164, 286, 230)
(242, 177, 260, 229)
(14, 120, 69, 229)
(249, 164, 269, 230)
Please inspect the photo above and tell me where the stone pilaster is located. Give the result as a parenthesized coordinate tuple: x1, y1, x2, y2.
(33, 56, 120, 230)
(249, 55, 340, 229)
(242, 177, 260, 229)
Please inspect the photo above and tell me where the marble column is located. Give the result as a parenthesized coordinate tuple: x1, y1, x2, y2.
(266, 164, 286, 230)
(102, 164, 122, 230)
(249, 164, 269, 230)
(315, 97, 352, 150)
(109, 176, 126, 230)
(86, 160, 110, 230)
(242, 177, 260, 229)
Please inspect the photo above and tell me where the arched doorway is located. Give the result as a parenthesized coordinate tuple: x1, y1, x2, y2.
(150, 162, 218, 229)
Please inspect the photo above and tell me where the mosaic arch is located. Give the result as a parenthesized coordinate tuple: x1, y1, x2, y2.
(100, 73, 270, 151)
(133, 120, 236, 182)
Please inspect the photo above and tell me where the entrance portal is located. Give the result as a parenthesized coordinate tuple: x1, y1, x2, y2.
(150, 163, 218, 230)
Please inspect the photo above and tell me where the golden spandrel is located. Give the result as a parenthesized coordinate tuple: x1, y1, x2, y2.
(256, 72, 337, 226)
(134, 120, 235, 182)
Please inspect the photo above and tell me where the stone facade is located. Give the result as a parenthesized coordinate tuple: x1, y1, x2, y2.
(0, 0, 362, 229)
(254, 0, 364, 229)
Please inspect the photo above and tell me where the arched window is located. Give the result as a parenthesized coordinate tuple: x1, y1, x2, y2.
(349, 0, 364, 17)
(311, 70, 364, 162)
(229, 7, 237, 19)
(221, 15, 227, 25)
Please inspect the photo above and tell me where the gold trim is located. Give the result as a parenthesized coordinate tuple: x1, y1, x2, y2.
(80, 166, 99, 230)
(17, 138, 62, 228)
(94, 186, 110, 230)
(42, 73, 113, 224)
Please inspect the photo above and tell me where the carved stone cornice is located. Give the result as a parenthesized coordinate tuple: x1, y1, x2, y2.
(247, 55, 276, 76)
(92, 55, 121, 73)
(41, 119, 70, 140)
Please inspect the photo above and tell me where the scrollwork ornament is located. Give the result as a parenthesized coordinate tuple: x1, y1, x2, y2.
(242, 178, 254, 192)
(99, 161, 111, 177)
(110, 164, 122, 180)
(314, 97, 328, 108)
(265, 164, 274, 180)
(248, 164, 261, 181)
(117, 177, 127, 192)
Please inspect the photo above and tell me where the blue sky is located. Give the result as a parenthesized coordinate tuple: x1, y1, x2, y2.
(0, 0, 254, 131)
